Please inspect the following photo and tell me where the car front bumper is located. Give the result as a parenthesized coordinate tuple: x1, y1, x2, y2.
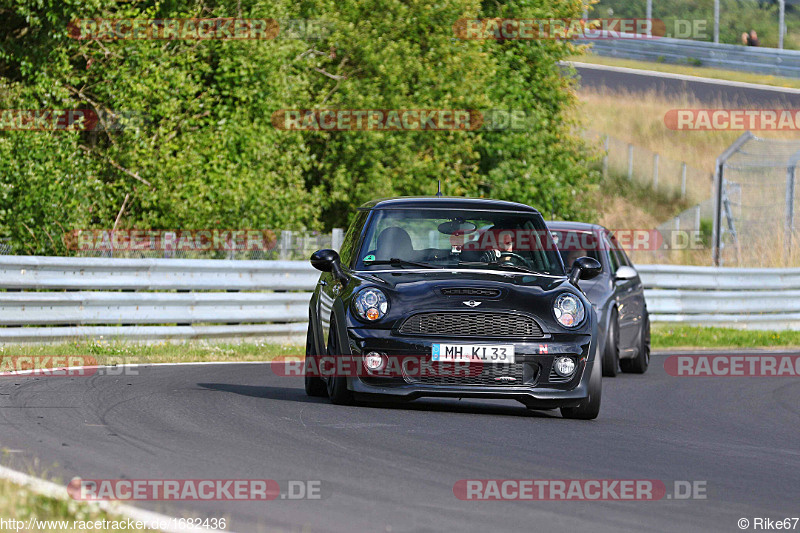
(342, 327, 595, 409)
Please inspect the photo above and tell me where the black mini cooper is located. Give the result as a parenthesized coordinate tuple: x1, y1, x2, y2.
(305, 197, 604, 419)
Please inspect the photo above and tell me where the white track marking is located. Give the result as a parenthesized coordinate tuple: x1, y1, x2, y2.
(0, 464, 235, 532)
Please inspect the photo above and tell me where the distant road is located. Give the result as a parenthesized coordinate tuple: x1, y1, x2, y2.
(570, 61, 800, 107)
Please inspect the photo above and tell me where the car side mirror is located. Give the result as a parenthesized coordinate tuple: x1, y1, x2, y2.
(569, 256, 602, 286)
(615, 265, 638, 281)
(310, 249, 347, 282)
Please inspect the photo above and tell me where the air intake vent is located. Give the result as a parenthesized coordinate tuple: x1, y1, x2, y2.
(398, 311, 544, 338)
(440, 287, 502, 298)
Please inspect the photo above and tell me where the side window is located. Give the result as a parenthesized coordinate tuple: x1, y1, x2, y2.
(604, 235, 619, 273)
(338, 211, 368, 268)
(608, 234, 631, 268)
(618, 248, 632, 267)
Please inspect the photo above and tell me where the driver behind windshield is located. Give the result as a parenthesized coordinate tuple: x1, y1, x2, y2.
(357, 209, 564, 276)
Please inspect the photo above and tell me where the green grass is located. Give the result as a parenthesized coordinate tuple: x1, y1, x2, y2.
(0, 476, 111, 532)
(652, 325, 800, 350)
(1, 330, 798, 369)
(572, 54, 800, 90)
(0, 340, 303, 368)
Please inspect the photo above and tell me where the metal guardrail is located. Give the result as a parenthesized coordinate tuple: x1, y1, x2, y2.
(584, 36, 800, 78)
(0, 256, 317, 343)
(638, 264, 800, 329)
(0, 257, 797, 343)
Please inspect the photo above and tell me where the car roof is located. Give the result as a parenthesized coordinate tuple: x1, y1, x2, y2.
(546, 221, 607, 232)
(359, 196, 541, 214)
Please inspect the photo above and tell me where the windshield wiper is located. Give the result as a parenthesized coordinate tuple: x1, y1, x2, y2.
(490, 262, 549, 275)
(364, 258, 436, 269)
(460, 260, 547, 275)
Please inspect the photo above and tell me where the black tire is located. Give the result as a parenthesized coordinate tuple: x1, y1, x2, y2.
(304, 323, 327, 397)
(560, 353, 602, 420)
(325, 325, 354, 405)
(602, 308, 620, 377)
(621, 312, 650, 374)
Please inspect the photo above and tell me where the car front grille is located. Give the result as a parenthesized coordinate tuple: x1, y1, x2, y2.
(404, 362, 537, 387)
(397, 311, 544, 338)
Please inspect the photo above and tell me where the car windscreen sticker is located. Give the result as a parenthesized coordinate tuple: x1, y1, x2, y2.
(363, 254, 376, 262)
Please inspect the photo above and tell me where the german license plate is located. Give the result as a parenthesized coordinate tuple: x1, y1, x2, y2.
(432, 344, 515, 363)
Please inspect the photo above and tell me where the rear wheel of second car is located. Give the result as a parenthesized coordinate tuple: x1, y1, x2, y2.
(621, 312, 650, 374)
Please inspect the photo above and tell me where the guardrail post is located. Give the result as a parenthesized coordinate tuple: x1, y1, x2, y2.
(331, 228, 344, 251)
(653, 154, 659, 190)
(627, 144, 634, 181)
(680, 163, 687, 199)
(602, 135, 609, 179)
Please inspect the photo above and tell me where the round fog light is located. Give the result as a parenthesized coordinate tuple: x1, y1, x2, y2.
(364, 352, 386, 371)
(554, 356, 576, 377)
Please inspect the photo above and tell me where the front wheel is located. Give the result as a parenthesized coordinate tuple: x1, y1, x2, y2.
(304, 324, 327, 397)
(621, 313, 650, 374)
(560, 356, 602, 420)
(326, 326, 354, 405)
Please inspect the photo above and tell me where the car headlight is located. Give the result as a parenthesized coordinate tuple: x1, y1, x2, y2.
(553, 293, 585, 328)
(353, 288, 388, 321)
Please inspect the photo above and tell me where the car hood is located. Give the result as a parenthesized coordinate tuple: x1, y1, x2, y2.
(344, 269, 591, 334)
(356, 269, 567, 291)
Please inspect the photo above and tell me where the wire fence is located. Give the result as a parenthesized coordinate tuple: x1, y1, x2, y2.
(714, 133, 800, 267)
(584, 130, 713, 203)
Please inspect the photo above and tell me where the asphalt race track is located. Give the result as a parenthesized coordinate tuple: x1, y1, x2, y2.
(1, 355, 798, 533)
(573, 62, 800, 107)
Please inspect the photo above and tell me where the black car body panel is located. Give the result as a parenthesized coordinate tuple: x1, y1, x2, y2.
(307, 197, 602, 413)
(547, 221, 648, 363)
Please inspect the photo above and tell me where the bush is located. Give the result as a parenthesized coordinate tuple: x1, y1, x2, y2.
(0, 0, 598, 254)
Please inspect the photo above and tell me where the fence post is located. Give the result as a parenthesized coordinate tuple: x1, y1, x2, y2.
(627, 144, 634, 180)
(653, 154, 659, 190)
(712, 132, 753, 267)
(786, 165, 796, 263)
(602, 135, 609, 179)
(680, 163, 687, 199)
(280, 230, 292, 260)
(695, 205, 701, 232)
(331, 228, 344, 251)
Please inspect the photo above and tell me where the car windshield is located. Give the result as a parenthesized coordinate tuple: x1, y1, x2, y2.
(355, 208, 565, 276)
